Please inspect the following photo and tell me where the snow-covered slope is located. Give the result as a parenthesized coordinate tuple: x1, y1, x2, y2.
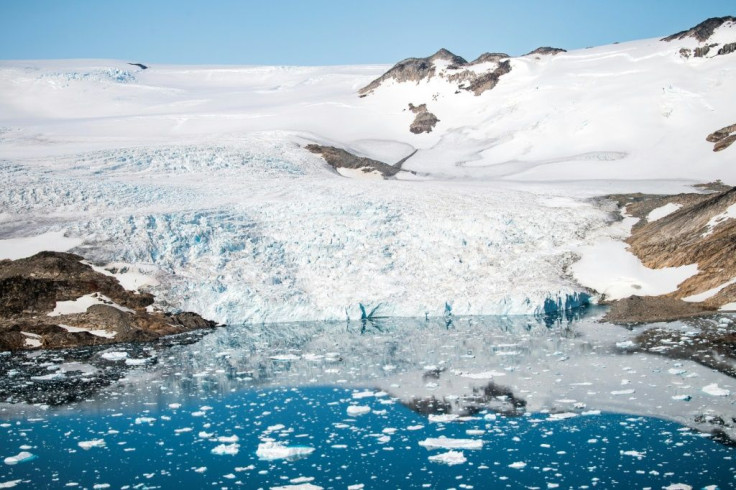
(0, 18, 734, 323)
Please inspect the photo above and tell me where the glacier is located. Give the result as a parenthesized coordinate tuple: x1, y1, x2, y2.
(0, 135, 610, 323)
(0, 24, 734, 323)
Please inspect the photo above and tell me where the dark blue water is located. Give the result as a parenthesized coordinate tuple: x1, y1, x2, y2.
(1, 386, 733, 489)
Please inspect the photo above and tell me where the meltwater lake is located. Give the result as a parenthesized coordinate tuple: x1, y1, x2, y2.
(1, 312, 735, 489)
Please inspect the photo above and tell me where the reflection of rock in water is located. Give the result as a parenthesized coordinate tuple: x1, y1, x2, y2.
(0, 331, 208, 406)
(402, 381, 527, 418)
(0, 311, 599, 412)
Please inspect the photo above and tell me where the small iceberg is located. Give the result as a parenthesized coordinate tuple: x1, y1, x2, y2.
(256, 441, 315, 461)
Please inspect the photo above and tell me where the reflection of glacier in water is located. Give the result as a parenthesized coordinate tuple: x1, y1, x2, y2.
(86, 310, 604, 408)
(1, 312, 735, 488)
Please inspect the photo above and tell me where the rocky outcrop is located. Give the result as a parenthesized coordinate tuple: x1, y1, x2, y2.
(604, 295, 711, 324)
(359, 48, 512, 97)
(718, 42, 736, 56)
(305, 144, 416, 178)
(524, 46, 567, 56)
(0, 252, 217, 351)
(694, 45, 713, 58)
(707, 123, 736, 152)
(601, 186, 736, 324)
(0, 251, 153, 316)
(462, 60, 512, 96)
(408, 103, 439, 134)
(359, 49, 466, 95)
(469, 52, 510, 64)
(661, 16, 736, 43)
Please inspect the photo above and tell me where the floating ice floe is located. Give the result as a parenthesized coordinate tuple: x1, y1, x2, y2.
(100, 351, 128, 361)
(702, 383, 730, 396)
(620, 450, 646, 459)
(78, 439, 105, 450)
(217, 435, 239, 443)
(547, 412, 578, 421)
(256, 441, 315, 461)
(3, 451, 36, 465)
(211, 443, 239, 456)
(454, 370, 506, 379)
(428, 450, 467, 465)
(346, 405, 371, 416)
(270, 484, 324, 490)
(428, 414, 459, 423)
(0, 480, 22, 488)
(418, 437, 483, 450)
(508, 461, 527, 469)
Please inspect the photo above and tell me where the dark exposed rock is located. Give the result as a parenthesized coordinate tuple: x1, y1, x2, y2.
(359, 49, 467, 95)
(359, 48, 512, 97)
(631, 318, 736, 378)
(706, 123, 736, 143)
(408, 103, 440, 134)
(707, 123, 736, 152)
(305, 144, 416, 178)
(0, 252, 217, 351)
(604, 296, 712, 324)
(0, 251, 154, 317)
(470, 52, 510, 64)
(679, 48, 692, 59)
(714, 134, 736, 152)
(661, 16, 736, 43)
(128, 62, 148, 70)
(524, 46, 567, 56)
(404, 396, 452, 416)
(694, 45, 712, 58)
(463, 60, 512, 96)
(0, 330, 208, 406)
(718, 42, 736, 56)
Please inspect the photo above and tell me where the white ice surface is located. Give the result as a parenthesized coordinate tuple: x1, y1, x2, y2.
(647, 203, 682, 222)
(256, 442, 315, 461)
(683, 277, 736, 303)
(418, 437, 484, 450)
(0, 231, 82, 260)
(47, 293, 133, 317)
(57, 324, 116, 339)
(428, 450, 467, 465)
(0, 26, 734, 322)
(572, 239, 698, 300)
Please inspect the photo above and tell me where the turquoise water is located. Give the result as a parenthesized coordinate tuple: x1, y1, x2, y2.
(1, 313, 735, 488)
(0, 386, 733, 489)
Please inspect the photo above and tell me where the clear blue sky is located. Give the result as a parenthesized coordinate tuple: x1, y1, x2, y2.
(0, 1, 733, 65)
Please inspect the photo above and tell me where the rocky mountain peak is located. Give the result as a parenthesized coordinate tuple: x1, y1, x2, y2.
(429, 48, 468, 65)
(661, 16, 736, 43)
(359, 48, 511, 97)
(470, 52, 510, 65)
(524, 46, 567, 56)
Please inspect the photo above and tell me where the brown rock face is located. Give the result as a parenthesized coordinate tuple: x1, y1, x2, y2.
(707, 123, 736, 152)
(463, 60, 512, 96)
(0, 252, 217, 351)
(604, 295, 711, 324)
(718, 42, 736, 56)
(359, 48, 512, 97)
(408, 103, 440, 134)
(305, 144, 416, 178)
(602, 186, 736, 322)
